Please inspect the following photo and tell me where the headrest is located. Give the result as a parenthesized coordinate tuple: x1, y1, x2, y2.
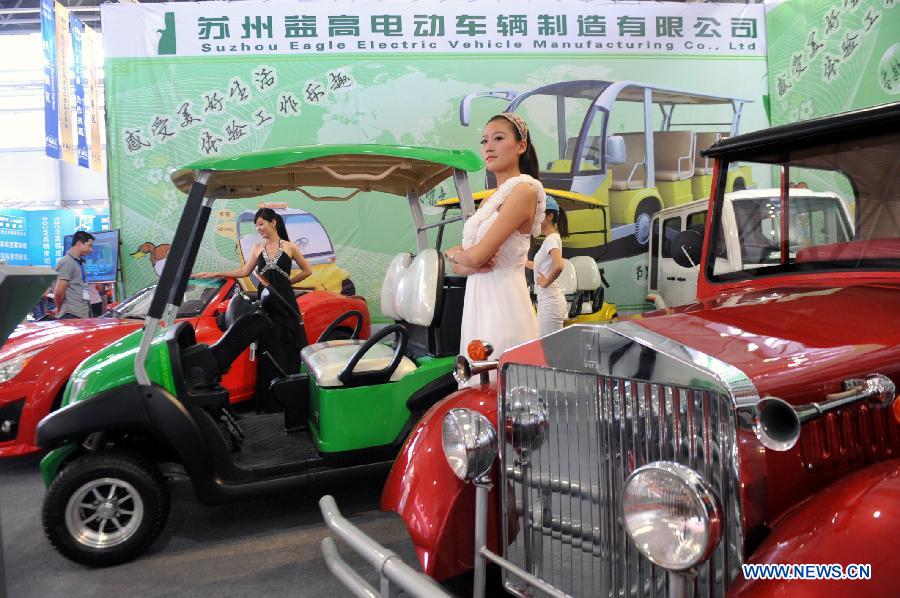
(570, 256, 602, 291)
(395, 248, 441, 326)
(557, 260, 578, 295)
(381, 253, 412, 320)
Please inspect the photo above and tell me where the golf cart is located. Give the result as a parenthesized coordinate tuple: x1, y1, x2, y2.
(461, 80, 754, 244)
(35, 144, 482, 566)
(435, 188, 618, 323)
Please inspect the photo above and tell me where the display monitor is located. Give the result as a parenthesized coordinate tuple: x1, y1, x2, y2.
(63, 229, 120, 283)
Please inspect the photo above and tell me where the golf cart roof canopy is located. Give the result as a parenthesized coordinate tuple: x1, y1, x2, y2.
(519, 80, 749, 105)
(171, 144, 484, 199)
(437, 188, 608, 211)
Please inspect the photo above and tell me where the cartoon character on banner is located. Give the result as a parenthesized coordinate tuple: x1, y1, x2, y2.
(131, 242, 170, 276)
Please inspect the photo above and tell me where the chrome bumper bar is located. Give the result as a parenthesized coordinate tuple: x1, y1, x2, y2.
(318, 495, 452, 598)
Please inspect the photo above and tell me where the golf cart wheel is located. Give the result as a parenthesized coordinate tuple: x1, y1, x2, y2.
(633, 197, 661, 246)
(42, 451, 170, 567)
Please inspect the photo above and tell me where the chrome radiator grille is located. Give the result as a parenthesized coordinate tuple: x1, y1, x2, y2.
(500, 364, 742, 598)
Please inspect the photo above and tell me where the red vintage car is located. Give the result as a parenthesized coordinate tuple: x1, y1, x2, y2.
(0, 277, 369, 458)
(320, 102, 900, 598)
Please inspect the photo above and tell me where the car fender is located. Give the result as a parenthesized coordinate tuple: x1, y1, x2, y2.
(37, 383, 214, 490)
(1, 325, 140, 457)
(381, 384, 501, 581)
(729, 459, 900, 597)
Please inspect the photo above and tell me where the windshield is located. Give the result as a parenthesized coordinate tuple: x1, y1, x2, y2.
(514, 92, 595, 174)
(730, 193, 853, 265)
(110, 280, 225, 319)
(708, 132, 900, 281)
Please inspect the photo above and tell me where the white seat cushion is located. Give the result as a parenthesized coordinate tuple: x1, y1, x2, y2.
(381, 253, 412, 320)
(301, 339, 417, 388)
(557, 260, 578, 295)
(570, 256, 602, 291)
(396, 248, 440, 326)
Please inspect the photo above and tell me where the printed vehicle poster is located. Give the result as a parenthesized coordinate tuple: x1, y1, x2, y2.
(766, 0, 899, 125)
(101, 0, 768, 317)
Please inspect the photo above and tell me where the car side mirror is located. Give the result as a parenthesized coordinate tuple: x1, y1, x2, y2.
(671, 229, 703, 269)
(606, 135, 626, 165)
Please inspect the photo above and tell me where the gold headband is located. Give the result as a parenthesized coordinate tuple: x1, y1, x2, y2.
(498, 112, 529, 142)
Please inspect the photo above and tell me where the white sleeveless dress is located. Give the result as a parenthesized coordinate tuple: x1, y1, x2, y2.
(459, 174, 546, 375)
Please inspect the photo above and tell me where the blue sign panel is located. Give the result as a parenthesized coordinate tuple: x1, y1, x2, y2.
(71, 15, 89, 168)
(27, 210, 74, 267)
(40, 0, 60, 159)
(0, 212, 30, 266)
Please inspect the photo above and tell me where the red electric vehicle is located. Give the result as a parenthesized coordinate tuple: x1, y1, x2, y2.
(0, 277, 369, 458)
(320, 102, 900, 597)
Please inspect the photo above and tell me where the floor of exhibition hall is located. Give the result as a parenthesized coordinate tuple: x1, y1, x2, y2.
(0, 456, 428, 597)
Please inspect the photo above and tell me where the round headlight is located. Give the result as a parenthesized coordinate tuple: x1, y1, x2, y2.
(622, 462, 722, 571)
(441, 408, 497, 482)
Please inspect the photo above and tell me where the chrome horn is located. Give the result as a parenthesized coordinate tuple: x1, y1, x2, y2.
(744, 374, 896, 452)
(453, 342, 498, 386)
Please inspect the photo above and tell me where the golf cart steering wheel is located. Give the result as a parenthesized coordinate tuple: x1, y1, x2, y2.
(338, 324, 408, 388)
(316, 309, 364, 342)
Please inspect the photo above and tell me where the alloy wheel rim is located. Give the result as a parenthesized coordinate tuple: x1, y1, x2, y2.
(64, 477, 145, 549)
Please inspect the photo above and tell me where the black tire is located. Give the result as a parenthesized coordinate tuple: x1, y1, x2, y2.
(340, 278, 356, 296)
(42, 451, 170, 567)
(732, 177, 746, 191)
(633, 197, 662, 246)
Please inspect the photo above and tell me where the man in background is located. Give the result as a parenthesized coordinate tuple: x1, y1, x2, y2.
(54, 231, 95, 319)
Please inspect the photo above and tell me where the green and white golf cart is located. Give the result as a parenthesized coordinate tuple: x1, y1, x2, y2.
(36, 144, 482, 566)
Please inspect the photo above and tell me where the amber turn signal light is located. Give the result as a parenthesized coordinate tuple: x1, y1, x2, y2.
(467, 340, 493, 361)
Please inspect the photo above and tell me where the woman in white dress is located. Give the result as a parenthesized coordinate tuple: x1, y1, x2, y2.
(527, 195, 569, 336)
(444, 113, 546, 372)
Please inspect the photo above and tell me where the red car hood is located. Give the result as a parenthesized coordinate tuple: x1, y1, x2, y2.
(636, 283, 900, 401)
(0, 318, 143, 361)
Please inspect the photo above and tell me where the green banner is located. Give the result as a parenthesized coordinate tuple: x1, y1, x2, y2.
(766, 0, 899, 125)
(102, 1, 769, 317)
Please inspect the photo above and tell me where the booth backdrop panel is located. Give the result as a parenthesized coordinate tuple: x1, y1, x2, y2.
(102, 0, 768, 317)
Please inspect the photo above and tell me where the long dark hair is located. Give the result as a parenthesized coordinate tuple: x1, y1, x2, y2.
(254, 208, 290, 242)
(547, 207, 569, 237)
(487, 114, 540, 181)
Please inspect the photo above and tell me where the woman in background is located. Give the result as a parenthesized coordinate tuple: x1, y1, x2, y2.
(527, 196, 568, 336)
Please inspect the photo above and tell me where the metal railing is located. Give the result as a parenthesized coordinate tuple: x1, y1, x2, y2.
(319, 495, 452, 598)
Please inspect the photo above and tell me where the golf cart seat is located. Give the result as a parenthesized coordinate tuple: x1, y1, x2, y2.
(302, 339, 417, 388)
(557, 259, 578, 296)
(174, 301, 273, 408)
(300, 248, 442, 388)
(567, 256, 607, 318)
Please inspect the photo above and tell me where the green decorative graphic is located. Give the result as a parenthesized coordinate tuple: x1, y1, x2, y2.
(157, 12, 176, 55)
(766, 0, 899, 125)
